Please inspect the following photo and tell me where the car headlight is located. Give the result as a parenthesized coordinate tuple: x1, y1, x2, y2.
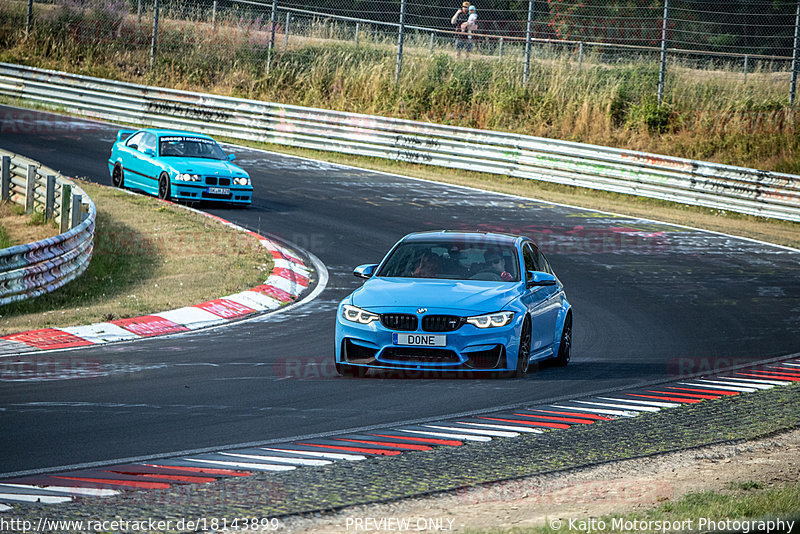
(233, 176, 251, 186)
(466, 311, 515, 328)
(177, 173, 201, 182)
(342, 304, 380, 325)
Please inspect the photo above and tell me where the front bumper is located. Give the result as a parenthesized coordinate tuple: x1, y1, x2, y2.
(334, 307, 522, 372)
(170, 182, 253, 204)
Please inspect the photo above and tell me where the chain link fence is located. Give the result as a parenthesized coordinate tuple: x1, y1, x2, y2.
(3, 0, 800, 102)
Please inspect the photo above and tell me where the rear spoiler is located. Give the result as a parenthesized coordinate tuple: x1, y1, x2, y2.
(117, 129, 136, 142)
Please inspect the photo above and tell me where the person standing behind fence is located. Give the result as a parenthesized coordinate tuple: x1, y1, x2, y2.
(451, 1, 470, 58)
(464, 5, 478, 56)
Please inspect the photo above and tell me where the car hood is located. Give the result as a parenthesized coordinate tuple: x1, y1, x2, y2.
(351, 277, 519, 313)
(167, 159, 248, 177)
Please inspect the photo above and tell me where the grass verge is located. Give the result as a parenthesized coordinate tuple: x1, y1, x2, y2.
(0, 201, 59, 248)
(0, 181, 273, 334)
(476, 483, 800, 533)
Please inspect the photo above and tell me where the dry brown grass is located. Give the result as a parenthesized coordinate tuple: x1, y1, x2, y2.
(0, 201, 59, 247)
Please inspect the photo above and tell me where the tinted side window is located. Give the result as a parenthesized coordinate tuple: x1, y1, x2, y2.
(522, 244, 536, 279)
(126, 132, 144, 148)
(537, 250, 553, 274)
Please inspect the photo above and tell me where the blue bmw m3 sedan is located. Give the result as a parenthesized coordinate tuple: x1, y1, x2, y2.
(334, 231, 572, 377)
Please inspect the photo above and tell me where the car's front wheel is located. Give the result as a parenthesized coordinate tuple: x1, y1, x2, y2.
(553, 315, 572, 367)
(514, 317, 532, 378)
(158, 173, 171, 200)
(336, 362, 367, 378)
(112, 164, 124, 188)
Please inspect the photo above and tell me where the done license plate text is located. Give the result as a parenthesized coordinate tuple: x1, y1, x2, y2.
(208, 187, 230, 195)
(392, 333, 446, 347)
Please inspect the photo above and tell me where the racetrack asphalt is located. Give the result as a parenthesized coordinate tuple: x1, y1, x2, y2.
(1, 105, 799, 476)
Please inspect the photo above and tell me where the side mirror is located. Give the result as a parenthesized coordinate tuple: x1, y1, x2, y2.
(527, 271, 557, 287)
(227, 153, 236, 162)
(354, 264, 378, 279)
(143, 148, 156, 157)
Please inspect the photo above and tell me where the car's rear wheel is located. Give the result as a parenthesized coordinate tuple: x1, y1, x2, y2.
(514, 317, 532, 378)
(112, 164, 124, 188)
(336, 362, 367, 378)
(553, 315, 572, 367)
(158, 173, 171, 200)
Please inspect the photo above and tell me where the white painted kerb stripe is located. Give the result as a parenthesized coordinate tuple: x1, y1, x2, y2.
(599, 396, 681, 408)
(260, 447, 366, 461)
(423, 425, 518, 438)
(574, 400, 660, 413)
(680, 381, 758, 393)
(0, 483, 119, 497)
(219, 452, 330, 466)
(459, 422, 543, 433)
(698, 378, 775, 389)
(551, 404, 637, 417)
(182, 458, 296, 471)
(396, 429, 491, 442)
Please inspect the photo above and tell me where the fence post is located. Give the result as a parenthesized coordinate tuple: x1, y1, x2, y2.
(150, 0, 160, 69)
(430, 32, 434, 53)
(522, 0, 534, 85)
(25, 165, 36, 214)
(578, 42, 584, 69)
(212, 0, 217, 28)
(71, 194, 81, 229)
(137, 0, 142, 23)
(25, 0, 33, 38)
(45, 175, 56, 221)
(791, 0, 800, 105)
(284, 12, 291, 48)
(395, 0, 407, 84)
(266, 0, 278, 73)
(498, 36, 503, 58)
(354, 22, 359, 45)
(60, 184, 71, 233)
(743, 55, 748, 84)
(0, 156, 9, 201)
(657, 0, 670, 104)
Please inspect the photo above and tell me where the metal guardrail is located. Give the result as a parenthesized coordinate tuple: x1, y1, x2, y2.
(0, 149, 95, 306)
(1, 62, 798, 222)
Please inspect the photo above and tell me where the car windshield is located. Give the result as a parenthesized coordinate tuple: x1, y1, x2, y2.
(377, 240, 520, 282)
(159, 136, 226, 159)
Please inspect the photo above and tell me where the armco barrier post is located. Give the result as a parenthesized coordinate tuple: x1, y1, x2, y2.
(212, 0, 217, 28)
(60, 183, 71, 233)
(45, 175, 56, 220)
(25, 164, 36, 214)
(71, 194, 81, 229)
(285, 12, 291, 47)
(1, 156, 10, 201)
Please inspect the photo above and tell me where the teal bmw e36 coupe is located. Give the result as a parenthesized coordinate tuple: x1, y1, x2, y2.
(108, 129, 253, 205)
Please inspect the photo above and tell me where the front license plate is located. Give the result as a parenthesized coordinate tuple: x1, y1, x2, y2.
(208, 187, 230, 195)
(393, 333, 446, 347)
